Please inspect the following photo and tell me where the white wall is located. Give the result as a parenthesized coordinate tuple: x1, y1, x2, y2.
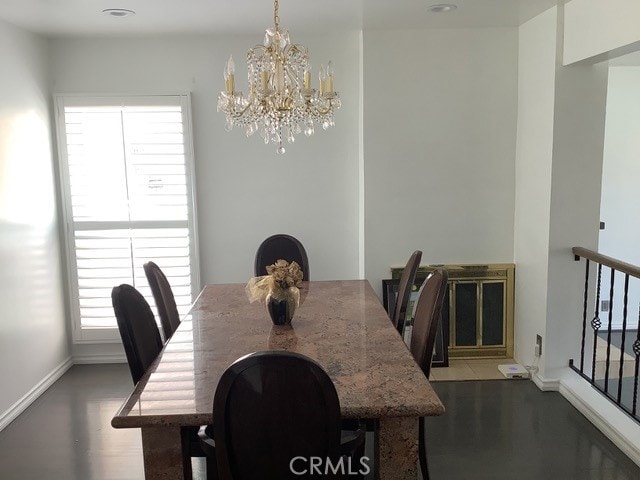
(544, 52, 608, 376)
(598, 66, 640, 329)
(513, 7, 557, 372)
(50, 32, 361, 287)
(513, 8, 640, 462)
(362, 28, 518, 296)
(564, 0, 640, 65)
(514, 4, 608, 377)
(542, 42, 640, 460)
(0, 19, 69, 426)
(599, 67, 640, 263)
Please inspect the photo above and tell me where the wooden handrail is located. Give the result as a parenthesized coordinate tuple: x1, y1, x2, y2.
(573, 246, 640, 279)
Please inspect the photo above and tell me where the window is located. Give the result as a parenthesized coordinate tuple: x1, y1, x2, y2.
(55, 95, 199, 342)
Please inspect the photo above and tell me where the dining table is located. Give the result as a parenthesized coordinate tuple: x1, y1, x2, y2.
(111, 280, 445, 480)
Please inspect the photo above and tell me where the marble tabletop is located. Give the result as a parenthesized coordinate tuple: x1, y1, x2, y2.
(112, 280, 444, 429)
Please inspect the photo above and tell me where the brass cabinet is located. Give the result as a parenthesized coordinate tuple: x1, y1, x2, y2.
(391, 263, 514, 358)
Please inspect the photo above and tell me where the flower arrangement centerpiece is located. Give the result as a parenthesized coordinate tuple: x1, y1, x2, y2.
(246, 259, 303, 325)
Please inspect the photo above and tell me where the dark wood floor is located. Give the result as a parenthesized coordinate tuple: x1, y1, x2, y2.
(427, 380, 640, 480)
(0, 364, 638, 479)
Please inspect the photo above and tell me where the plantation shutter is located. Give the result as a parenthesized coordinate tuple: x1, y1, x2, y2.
(56, 95, 199, 341)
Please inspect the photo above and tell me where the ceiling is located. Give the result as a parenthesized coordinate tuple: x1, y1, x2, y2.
(0, 0, 562, 37)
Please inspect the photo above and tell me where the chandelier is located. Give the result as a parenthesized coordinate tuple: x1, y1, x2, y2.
(217, 0, 341, 154)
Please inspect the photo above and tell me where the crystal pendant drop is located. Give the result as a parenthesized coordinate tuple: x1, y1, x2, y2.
(304, 119, 314, 137)
(264, 29, 274, 47)
(279, 29, 290, 48)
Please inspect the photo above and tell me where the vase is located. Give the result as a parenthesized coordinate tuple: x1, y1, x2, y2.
(265, 287, 299, 325)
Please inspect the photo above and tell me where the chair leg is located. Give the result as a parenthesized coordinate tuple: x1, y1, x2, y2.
(418, 417, 430, 480)
(205, 455, 219, 480)
(179, 428, 194, 480)
(354, 441, 366, 479)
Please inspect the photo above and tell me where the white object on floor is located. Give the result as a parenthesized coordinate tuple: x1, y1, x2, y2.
(498, 364, 530, 379)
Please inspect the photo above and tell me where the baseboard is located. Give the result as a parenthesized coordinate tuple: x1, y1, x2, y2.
(0, 356, 73, 432)
(531, 371, 561, 391)
(73, 353, 127, 364)
(559, 375, 640, 467)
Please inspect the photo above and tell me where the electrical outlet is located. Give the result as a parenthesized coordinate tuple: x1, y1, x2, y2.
(601, 300, 610, 312)
(535, 335, 542, 357)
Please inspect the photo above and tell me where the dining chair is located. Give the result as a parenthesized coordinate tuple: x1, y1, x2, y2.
(198, 350, 365, 480)
(391, 250, 422, 334)
(111, 284, 164, 384)
(112, 284, 206, 478)
(254, 234, 309, 280)
(409, 268, 449, 480)
(143, 261, 181, 341)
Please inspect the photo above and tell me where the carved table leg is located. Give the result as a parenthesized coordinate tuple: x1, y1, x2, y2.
(141, 426, 190, 480)
(376, 417, 419, 480)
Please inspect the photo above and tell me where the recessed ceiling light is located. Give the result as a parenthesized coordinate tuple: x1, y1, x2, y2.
(102, 8, 136, 18)
(427, 4, 458, 13)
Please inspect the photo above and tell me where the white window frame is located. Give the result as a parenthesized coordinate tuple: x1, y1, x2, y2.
(54, 93, 200, 343)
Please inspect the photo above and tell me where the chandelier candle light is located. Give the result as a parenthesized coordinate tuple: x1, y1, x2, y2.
(217, 0, 341, 154)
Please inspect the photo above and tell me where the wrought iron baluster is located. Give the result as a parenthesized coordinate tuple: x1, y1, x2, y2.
(604, 268, 616, 393)
(633, 305, 640, 416)
(591, 263, 603, 384)
(580, 259, 590, 373)
(616, 274, 629, 404)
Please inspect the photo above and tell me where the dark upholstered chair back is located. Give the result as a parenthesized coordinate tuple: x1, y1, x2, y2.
(411, 269, 448, 480)
(143, 261, 181, 341)
(392, 250, 422, 333)
(254, 234, 309, 280)
(211, 351, 342, 480)
(112, 284, 163, 385)
(410, 268, 449, 379)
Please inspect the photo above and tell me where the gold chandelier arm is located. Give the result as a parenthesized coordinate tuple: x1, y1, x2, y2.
(314, 100, 338, 116)
(314, 107, 332, 116)
(230, 100, 253, 119)
(282, 44, 308, 89)
(285, 68, 302, 91)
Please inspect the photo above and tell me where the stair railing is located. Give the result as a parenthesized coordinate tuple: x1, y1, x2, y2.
(572, 247, 640, 422)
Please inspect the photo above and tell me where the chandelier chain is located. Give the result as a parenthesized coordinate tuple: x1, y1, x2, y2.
(274, 0, 280, 31)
